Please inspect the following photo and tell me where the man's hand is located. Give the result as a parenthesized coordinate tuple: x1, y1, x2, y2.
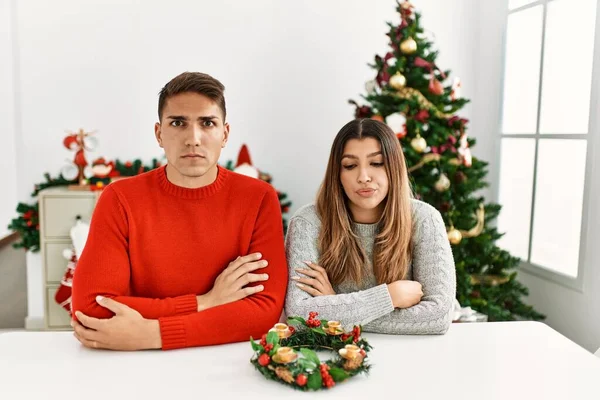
(197, 252, 269, 311)
(72, 296, 161, 351)
(387, 280, 423, 308)
(293, 261, 336, 296)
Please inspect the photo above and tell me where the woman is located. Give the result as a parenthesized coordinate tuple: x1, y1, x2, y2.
(285, 118, 455, 334)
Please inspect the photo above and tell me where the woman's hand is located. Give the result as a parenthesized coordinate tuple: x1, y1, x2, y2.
(292, 261, 336, 296)
(387, 280, 423, 308)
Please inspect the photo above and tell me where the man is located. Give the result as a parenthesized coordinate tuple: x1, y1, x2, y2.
(71, 72, 288, 350)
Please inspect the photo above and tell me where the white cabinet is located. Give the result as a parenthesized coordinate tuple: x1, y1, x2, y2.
(38, 187, 99, 330)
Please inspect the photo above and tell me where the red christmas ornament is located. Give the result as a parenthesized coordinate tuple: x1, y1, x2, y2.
(414, 109, 430, 123)
(429, 77, 444, 96)
(258, 353, 271, 367)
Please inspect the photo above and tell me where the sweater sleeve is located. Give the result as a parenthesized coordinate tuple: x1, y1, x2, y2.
(156, 188, 288, 350)
(363, 206, 456, 335)
(71, 186, 198, 321)
(284, 216, 395, 327)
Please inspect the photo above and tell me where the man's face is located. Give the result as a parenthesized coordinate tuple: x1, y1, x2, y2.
(155, 92, 229, 187)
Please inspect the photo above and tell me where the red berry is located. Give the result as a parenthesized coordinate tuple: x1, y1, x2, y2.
(341, 334, 350, 341)
(264, 343, 273, 352)
(295, 374, 307, 386)
(258, 353, 270, 367)
(288, 326, 296, 335)
(260, 334, 267, 346)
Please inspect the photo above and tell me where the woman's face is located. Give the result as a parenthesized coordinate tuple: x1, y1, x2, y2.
(340, 138, 389, 223)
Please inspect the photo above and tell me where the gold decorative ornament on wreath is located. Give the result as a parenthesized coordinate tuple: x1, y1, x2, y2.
(250, 312, 372, 390)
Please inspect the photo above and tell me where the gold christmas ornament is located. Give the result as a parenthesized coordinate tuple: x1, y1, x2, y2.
(434, 173, 451, 192)
(400, 37, 418, 54)
(411, 136, 427, 153)
(447, 227, 463, 245)
(389, 72, 407, 90)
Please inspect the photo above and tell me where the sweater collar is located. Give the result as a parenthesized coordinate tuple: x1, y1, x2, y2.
(352, 221, 379, 237)
(157, 164, 229, 199)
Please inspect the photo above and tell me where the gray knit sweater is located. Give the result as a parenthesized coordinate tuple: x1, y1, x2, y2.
(284, 200, 456, 335)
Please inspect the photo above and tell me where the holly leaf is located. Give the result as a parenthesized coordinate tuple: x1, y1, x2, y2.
(269, 344, 280, 357)
(307, 371, 323, 390)
(300, 348, 321, 366)
(266, 331, 279, 345)
(249, 337, 261, 352)
(329, 367, 349, 382)
(311, 327, 327, 336)
(297, 357, 317, 371)
(319, 319, 328, 326)
(286, 316, 306, 326)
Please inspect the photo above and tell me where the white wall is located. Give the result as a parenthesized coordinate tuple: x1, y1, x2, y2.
(472, 0, 509, 202)
(8, 0, 486, 323)
(0, 0, 19, 239)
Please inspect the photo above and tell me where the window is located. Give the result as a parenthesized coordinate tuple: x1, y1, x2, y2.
(497, 0, 598, 287)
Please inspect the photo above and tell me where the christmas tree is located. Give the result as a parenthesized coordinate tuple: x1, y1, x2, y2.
(349, 1, 543, 321)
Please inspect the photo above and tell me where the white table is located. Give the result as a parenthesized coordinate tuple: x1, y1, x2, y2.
(1, 322, 599, 399)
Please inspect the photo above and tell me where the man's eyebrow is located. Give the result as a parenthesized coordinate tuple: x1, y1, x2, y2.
(165, 115, 221, 122)
(166, 115, 188, 120)
(199, 115, 219, 120)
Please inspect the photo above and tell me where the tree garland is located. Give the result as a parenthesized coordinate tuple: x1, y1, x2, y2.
(250, 312, 372, 391)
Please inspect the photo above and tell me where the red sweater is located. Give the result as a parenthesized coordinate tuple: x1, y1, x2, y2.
(71, 166, 288, 350)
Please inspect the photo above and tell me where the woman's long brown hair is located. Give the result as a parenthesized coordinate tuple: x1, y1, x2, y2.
(316, 118, 413, 286)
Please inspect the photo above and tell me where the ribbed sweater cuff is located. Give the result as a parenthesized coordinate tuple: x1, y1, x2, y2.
(364, 283, 395, 317)
(173, 294, 198, 316)
(159, 317, 187, 350)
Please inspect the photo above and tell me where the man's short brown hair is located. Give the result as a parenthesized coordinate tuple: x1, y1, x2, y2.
(158, 72, 226, 121)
